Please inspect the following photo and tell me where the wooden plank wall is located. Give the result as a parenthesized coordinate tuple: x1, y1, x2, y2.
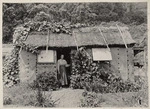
(110, 47, 121, 77)
(127, 48, 134, 82)
(110, 47, 134, 81)
(36, 64, 57, 76)
(19, 50, 57, 82)
(19, 49, 36, 83)
(118, 48, 128, 81)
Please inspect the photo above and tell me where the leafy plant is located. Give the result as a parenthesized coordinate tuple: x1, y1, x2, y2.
(30, 72, 59, 91)
(70, 74, 83, 89)
(33, 83, 56, 107)
(80, 91, 105, 107)
(3, 96, 12, 105)
(3, 47, 20, 87)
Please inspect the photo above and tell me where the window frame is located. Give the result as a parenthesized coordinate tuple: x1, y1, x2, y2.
(37, 50, 56, 64)
(92, 48, 112, 61)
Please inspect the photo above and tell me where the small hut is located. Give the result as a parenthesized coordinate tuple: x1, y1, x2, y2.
(18, 26, 136, 83)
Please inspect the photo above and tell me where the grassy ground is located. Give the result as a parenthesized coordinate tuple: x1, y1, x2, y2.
(48, 88, 84, 107)
(100, 91, 148, 107)
(3, 83, 84, 107)
(3, 83, 148, 107)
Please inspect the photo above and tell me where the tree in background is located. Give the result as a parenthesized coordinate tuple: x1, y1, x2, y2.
(3, 4, 27, 43)
(3, 3, 147, 44)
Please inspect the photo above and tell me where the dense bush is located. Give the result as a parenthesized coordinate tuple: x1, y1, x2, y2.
(30, 72, 59, 91)
(70, 74, 83, 89)
(33, 87, 55, 107)
(81, 71, 141, 93)
(80, 91, 105, 107)
(3, 96, 12, 105)
(106, 80, 141, 93)
(70, 47, 110, 90)
(3, 47, 20, 87)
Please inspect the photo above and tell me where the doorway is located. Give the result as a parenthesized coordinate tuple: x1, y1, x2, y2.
(56, 48, 71, 87)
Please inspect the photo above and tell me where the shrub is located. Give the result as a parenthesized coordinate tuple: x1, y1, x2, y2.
(70, 47, 110, 90)
(70, 74, 83, 89)
(3, 96, 12, 105)
(80, 91, 105, 107)
(30, 72, 59, 91)
(33, 86, 56, 107)
(81, 74, 141, 93)
(29, 75, 57, 107)
(106, 80, 141, 93)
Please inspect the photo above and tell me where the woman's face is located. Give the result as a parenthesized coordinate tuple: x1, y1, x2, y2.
(61, 55, 64, 59)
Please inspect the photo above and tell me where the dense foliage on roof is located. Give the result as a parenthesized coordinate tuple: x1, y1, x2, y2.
(13, 21, 90, 53)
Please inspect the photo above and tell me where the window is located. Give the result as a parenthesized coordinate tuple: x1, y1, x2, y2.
(92, 48, 112, 61)
(38, 50, 55, 63)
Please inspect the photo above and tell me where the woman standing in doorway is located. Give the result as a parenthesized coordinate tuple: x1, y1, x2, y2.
(57, 54, 69, 87)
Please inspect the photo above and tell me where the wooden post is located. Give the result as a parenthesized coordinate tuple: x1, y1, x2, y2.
(143, 48, 147, 77)
(126, 49, 130, 80)
(116, 24, 128, 48)
(18, 46, 26, 66)
(19, 46, 23, 54)
(116, 24, 129, 81)
(83, 48, 92, 59)
(98, 27, 110, 51)
(35, 53, 38, 81)
(73, 31, 79, 50)
(46, 29, 49, 53)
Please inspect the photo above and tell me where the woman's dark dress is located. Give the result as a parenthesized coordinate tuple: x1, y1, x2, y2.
(58, 59, 68, 86)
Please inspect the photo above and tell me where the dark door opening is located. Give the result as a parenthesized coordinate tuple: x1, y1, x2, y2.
(56, 48, 71, 87)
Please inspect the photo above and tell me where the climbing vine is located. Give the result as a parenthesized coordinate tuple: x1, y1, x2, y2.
(3, 46, 20, 87)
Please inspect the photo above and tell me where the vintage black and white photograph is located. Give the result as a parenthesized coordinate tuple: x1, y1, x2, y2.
(2, 2, 148, 107)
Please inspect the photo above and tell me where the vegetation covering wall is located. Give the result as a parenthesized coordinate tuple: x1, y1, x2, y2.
(3, 47, 20, 87)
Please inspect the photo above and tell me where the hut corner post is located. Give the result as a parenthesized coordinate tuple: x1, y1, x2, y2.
(46, 29, 50, 53)
(98, 27, 110, 51)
